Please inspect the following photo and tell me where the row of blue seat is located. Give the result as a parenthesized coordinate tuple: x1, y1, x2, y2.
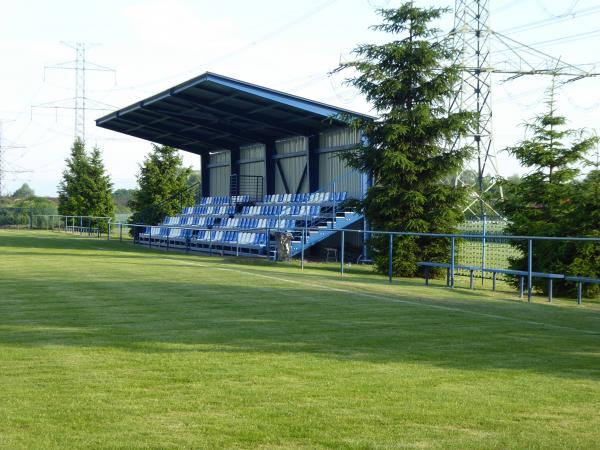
(197, 195, 250, 205)
(181, 206, 235, 216)
(218, 218, 296, 230)
(139, 227, 267, 248)
(263, 192, 347, 204)
(163, 216, 216, 227)
(241, 205, 321, 217)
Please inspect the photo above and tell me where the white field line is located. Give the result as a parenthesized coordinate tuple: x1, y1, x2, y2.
(158, 257, 600, 336)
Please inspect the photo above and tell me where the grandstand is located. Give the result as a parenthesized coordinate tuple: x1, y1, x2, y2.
(137, 191, 360, 257)
(96, 72, 371, 258)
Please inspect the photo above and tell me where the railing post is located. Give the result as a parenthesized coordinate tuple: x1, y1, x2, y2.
(332, 181, 336, 229)
(388, 234, 393, 284)
(482, 213, 487, 286)
(451, 236, 455, 288)
(527, 239, 533, 303)
(301, 227, 305, 270)
(340, 230, 345, 276)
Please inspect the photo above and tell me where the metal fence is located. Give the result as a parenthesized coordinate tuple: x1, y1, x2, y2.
(5, 215, 599, 304)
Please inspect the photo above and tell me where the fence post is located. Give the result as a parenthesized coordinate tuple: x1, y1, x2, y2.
(527, 239, 533, 303)
(340, 230, 345, 276)
(451, 236, 455, 288)
(29, 208, 33, 229)
(119, 223, 123, 242)
(149, 226, 152, 249)
(107, 219, 111, 241)
(388, 234, 393, 284)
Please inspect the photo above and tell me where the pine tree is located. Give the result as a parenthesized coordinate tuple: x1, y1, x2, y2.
(88, 147, 115, 230)
(336, 4, 476, 276)
(58, 137, 92, 217)
(58, 138, 115, 231)
(129, 145, 193, 226)
(500, 81, 598, 295)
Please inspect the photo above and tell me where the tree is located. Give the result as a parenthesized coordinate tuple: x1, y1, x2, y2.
(12, 183, 34, 198)
(58, 138, 115, 231)
(500, 81, 598, 296)
(112, 188, 135, 213)
(58, 138, 92, 217)
(88, 147, 115, 227)
(129, 145, 193, 226)
(336, 4, 476, 276)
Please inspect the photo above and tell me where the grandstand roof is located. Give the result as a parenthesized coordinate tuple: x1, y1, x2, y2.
(96, 72, 372, 154)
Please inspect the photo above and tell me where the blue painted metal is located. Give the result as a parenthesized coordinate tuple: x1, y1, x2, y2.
(96, 72, 373, 156)
(290, 211, 363, 257)
(527, 239, 533, 303)
(388, 235, 393, 284)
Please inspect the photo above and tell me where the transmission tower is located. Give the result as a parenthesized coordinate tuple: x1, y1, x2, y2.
(34, 42, 116, 141)
(0, 121, 27, 197)
(451, 0, 599, 219)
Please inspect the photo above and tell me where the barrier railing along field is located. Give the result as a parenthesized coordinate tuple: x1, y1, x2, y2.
(13, 214, 600, 305)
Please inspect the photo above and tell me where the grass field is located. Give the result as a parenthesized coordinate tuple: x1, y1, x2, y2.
(1, 230, 600, 449)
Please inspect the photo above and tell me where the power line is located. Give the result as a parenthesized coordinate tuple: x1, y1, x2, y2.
(498, 5, 600, 35)
(86, 0, 338, 95)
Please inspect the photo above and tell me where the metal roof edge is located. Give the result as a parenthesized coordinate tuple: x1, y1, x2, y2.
(96, 71, 374, 125)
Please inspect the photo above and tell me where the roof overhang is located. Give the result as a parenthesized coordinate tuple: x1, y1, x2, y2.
(96, 72, 373, 155)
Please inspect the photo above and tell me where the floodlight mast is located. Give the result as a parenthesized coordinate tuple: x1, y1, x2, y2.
(450, 0, 599, 220)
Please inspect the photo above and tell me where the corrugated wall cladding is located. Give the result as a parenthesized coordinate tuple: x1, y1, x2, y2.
(209, 150, 230, 164)
(318, 128, 362, 198)
(275, 137, 308, 194)
(209, 150, 231, 196)
(240, 144, 265, 161)
(275, 157, 308, 194)
(210, 165, 231, 196)
(239, 144, 266, 194)
(276, 136, 307, 154)
(319, 152, 362, 198)
(319, 128, 361, 148)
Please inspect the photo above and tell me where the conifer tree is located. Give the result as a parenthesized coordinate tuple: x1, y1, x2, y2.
(129, 145, 193, 226)
(88, 147, 115, 229)
(337, 4, 476, 275)
(500, 81, 598, 295)
(58, 137, 93, 217)
(58, 138, 115, 231)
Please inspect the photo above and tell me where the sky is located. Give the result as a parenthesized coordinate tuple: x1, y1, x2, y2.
(1, 0, 599, 196)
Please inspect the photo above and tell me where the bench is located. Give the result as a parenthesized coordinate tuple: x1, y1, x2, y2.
(417, 262, 564, 301)
(417, 262, 479, 289)
(565, 276, 600, 305)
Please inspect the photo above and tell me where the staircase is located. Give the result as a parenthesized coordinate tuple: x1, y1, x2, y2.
(290, 210, 363, 257)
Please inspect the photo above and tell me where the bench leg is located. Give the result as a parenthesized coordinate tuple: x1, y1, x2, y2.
(492, 273, 497, 291)
(578, 282, 582, 305)
(425, 268, 429, 286)
(548, 279, 553, 303)
(519, 276, 524, 299)
(469, 270, 474, 289)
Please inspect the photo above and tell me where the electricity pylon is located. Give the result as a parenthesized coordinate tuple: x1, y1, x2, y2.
(451, 0, 599, 219)
(33, 42, 116, 141)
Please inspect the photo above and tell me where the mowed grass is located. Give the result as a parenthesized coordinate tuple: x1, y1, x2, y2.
(1, 231, 600, 449)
